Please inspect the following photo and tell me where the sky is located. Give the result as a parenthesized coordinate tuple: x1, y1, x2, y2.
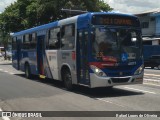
(0, 0, 160, 14)
(106, 0, 160, 14)
(0, 0, 16, 13)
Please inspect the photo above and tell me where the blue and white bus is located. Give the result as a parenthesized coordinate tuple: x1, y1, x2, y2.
(12, 12, 144, 90)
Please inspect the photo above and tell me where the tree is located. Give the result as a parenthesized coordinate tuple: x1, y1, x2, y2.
(0, 27, 11, 60)
(0, 0, 112, 59)
(36, 0, 113, 24)
(0, 0, 113, 32)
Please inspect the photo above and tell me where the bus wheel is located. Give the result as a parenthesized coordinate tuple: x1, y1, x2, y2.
(63, 69, 73, 90)
(25, 64, 31, 79)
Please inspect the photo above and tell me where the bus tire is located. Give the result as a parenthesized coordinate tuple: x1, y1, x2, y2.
(62, 69, 73, 90)
(25, 63, 31, 79)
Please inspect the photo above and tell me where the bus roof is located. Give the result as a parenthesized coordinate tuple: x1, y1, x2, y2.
(13, 21, 58, 36)
(13, 12, 138, 37)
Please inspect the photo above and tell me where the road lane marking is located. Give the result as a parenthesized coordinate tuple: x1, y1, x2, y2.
(144, 78, 160, 83)
(143, 83, 160, 87)
(144, 73, 160, 77)
(0, 68, 15, 75)
(4, 71, 9, 73)
(124, 87, 156, 94)
(96, 98, 125, 108)
(144, 77, 160, 80)
(144, 75, 160, 79)
(9, 72, 14, 75)
(0, 108, 11, 120)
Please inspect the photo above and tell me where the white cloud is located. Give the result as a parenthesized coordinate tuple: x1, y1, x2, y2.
(105, 0, 160, 14)
(0, 0, 17, 13)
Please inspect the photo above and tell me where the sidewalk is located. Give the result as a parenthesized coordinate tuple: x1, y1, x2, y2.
(0, 57, 12, 64)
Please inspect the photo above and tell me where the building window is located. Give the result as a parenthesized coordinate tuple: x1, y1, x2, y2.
(141, 22, 149, 28)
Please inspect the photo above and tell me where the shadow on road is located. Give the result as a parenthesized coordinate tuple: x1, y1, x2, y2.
(14, 73, 144, 99)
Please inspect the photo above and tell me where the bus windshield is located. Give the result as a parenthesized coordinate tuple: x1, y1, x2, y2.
(92, 27, 142, 62)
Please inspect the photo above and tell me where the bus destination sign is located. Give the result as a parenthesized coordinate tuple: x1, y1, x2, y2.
(92, 15, 139, 27)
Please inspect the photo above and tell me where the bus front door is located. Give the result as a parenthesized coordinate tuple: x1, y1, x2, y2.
(37, 35, 45, 77)
(77, 30, 90, 85)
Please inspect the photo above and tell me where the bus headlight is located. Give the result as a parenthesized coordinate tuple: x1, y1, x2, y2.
(90, 65, 107, 77)
(134, 65, 144, 75)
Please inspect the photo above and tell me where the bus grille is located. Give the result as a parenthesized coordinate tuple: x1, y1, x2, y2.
(111, 77, 130, 83)
(104, 65, 134, 77)
(108, 72, 132, 77)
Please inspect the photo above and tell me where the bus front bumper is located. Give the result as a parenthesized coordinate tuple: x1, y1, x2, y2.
(89, 73, 144, 88)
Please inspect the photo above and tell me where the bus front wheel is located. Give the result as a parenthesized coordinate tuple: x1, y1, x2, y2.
(25, 64, 31, 79)
(62, 69, 73, 90)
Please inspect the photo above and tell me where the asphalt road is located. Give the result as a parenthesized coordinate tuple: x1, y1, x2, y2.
(0, 60, 160, 120)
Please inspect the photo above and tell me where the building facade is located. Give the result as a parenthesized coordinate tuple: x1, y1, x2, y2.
(136, 8, 160, 45)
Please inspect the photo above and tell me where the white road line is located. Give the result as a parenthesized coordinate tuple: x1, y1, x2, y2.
(0, 108, 11, 120)
(143, 83, 160, 87)
(124, 87, 156, 94)
(96, 98, 125, 107)
(144, 77, 160, 80)
(144, 73, 160, 77)
(9, 72, 14, 75)
(144, 75, 160, 78)
(144, 78, 160, 83)
(0, 68, 15, 75)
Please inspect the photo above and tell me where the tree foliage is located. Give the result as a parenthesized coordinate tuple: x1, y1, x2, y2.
(0, 0, 113, 33)
(0, 0, 112, 59)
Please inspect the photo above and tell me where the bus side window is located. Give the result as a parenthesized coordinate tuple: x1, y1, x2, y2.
(30, 33, 37, 49)
(12, 37, 17, 51)
(61, 24, 75, 50)
(48, 27, 60, 49)
(23, 34, 30, 49)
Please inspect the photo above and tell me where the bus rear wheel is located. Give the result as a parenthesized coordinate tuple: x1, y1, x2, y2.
(62, 69, 73, 90)
(25, 64, 31, 79)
